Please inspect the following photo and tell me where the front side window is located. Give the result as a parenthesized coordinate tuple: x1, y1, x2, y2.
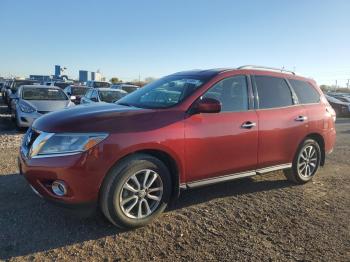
(255, 76, 293, 109)
(289, 79, 320, 104)
(22, 88, 68, 100)
(117, 75, 207, 109)
(202, 76, 249, 112)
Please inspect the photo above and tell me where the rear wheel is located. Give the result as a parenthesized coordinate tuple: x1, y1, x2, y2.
(284, 139, 321, 184)
(100, 154, 172, 228)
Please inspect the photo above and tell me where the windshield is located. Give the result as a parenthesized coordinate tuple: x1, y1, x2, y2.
(22, 87, 68, 100)
(94, 82, 110, 88)
(72, 87, 89, 96)
(99, 90, 126, 103)
(116, 75, 205, 109)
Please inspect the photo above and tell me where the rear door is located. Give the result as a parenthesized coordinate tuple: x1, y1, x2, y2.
(253, 75, 308, 168)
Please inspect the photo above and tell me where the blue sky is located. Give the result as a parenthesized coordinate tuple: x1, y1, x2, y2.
(0, 0, 349, 86)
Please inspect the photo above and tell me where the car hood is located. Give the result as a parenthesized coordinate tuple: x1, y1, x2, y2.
(32, 103, 183, 133)
(25, 100, 73, 112)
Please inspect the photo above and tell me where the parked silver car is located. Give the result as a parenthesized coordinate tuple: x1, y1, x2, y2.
(80, 88, 127, 104)
(10, 85, 75, 128)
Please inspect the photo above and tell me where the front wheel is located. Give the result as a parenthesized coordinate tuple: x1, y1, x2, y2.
(100, 154, 172, 228)
(284, 139, 321, 184)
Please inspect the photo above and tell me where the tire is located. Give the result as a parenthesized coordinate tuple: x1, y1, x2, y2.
(284, 139, 321, 184)
(100, 154, 172, 228)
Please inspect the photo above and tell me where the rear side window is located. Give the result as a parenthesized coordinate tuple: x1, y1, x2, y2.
(289, 79, 320, 104)
(255, 76, 293, 109)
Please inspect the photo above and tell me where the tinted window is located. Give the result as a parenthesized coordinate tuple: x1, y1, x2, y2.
(72, 87, 89, 96)
(99, 90, 126, 103)
(255, 76, 293, 109)
(84, 89, 93, 98)
(289, 79, 320, 104)
(94, 82, 110, 88)
(203, 76, 248, 112)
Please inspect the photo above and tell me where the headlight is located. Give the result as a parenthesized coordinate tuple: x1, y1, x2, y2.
(19, 101, 36, 113)
(29, 132, 108, 158)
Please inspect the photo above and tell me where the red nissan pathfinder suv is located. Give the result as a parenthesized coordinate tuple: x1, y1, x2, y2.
(19, 66, 336, 228)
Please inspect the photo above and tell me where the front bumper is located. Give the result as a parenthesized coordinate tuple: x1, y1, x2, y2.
(18, 141, 113, 205)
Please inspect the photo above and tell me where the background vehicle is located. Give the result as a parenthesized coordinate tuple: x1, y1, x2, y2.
(325, 95, 350, 116)
(80, 88, 127, 104)
(5, 79, 38, 107)
(86, 81, 111, 88)
(111, 83, 140, 93)
(63, 85, 91, 104)
(19, 66, 336, 228)
(1, 80, 11, 101)
(45, 81, 73, 89)
(10, 85, 75, 128)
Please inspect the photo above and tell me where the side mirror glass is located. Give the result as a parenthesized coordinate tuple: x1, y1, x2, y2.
(191, 97, 221, 114)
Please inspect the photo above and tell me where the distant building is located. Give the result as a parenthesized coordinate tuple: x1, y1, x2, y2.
(79, 70, 88, 82)
(91, 72, 96, 81)
(30, 75, 51, 83)
(55, 65, 61, 77)
(95, 71, 102, 81)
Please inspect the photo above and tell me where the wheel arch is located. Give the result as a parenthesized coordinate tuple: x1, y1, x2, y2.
(100, 148, 182, 205)
(305, 133, 325, 166)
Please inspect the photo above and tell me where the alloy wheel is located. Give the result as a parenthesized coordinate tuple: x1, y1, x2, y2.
(119, 169, 163, 219)
(297, 145, 319, 178)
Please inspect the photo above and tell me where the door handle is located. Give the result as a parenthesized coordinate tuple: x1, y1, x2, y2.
(241, 121, 256, 129)
(295, 115, 308, 122)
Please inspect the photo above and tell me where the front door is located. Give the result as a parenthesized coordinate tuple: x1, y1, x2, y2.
(184, 75, 258, 182)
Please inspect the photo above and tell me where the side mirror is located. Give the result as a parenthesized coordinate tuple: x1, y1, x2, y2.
(70, 95, 76, 101)
(191, 97, 221, 114)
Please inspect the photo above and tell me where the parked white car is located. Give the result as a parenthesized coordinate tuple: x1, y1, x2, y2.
(10, 85, 75, 128)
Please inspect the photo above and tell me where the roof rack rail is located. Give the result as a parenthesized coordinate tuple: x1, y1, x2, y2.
(237, 65, 295, 75)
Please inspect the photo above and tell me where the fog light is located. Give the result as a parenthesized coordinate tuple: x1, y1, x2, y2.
(52, 180, 67, 196)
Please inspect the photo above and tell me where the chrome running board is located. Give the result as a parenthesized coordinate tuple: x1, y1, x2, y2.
(181, 163, 292, 189)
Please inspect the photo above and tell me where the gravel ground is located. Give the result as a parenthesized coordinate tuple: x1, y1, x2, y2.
(0, 97, 349, 261)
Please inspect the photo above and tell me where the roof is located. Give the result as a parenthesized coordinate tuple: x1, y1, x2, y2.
(170, 68, 229, 78)
(170, 66, 311, 81)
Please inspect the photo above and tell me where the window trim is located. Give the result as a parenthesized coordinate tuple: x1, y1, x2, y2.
(252, 75, 297, 110)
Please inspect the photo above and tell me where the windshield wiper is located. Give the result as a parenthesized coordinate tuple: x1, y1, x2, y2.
(117, 102, 133, 107)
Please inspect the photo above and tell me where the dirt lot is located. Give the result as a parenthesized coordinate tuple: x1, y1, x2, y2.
(0, 97, 349, 261)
